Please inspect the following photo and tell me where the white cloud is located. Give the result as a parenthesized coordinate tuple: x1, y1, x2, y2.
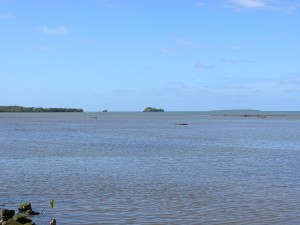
(37, 26, 69, 35)
(229, 0, 266, 9)
(227, 0, 300, 12)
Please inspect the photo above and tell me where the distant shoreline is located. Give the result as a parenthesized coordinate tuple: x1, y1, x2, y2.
(0, 106, 83, 113)
(207, 110, 300, 117)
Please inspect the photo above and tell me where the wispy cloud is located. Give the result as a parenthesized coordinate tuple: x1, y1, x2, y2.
(194, 1, 205, 7)
(194, 61, 217, 70)
(173, 37, 194, 47)
(227, 0, 300, 12)
(279, 79, 300, 85)
(279, 73, 300, 86)
(37, 26, 69, 35)
(160, 48, 175, 55)
(232, 35, 278, 51)
(39, 46, 49, 52)
(0, 12, 13, 19)
(285, 2, 300, 12)
(173, 37, 211, 50)
(222, 59, 256, 64)
(228, 0, 266, 9)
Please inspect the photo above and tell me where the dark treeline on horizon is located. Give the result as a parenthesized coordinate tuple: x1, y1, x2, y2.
(0, 106, 84, 112)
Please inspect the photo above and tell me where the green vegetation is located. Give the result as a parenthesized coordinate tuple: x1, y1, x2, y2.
(50, 200, 54, 210)
(1, 202, 39, 225)
(143, 107, 164, 112)
(0, 106, 83, 112)
(18, 202, 32, 212)
(13, 214, 33, 224)
(50, 199, 54, 220)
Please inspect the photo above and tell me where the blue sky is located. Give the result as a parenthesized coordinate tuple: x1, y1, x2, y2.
(1, 0, 299, 111)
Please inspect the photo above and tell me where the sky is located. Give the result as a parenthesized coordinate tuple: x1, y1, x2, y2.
(0, 0, 299, 111)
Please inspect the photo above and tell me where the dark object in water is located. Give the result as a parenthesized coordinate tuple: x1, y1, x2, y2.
(26, 209, 40, 215)
(18, 202, 32, 212)
(13, 214, 32, 224)
(176, 123, 188, 126)
(0, 209, 15, 220)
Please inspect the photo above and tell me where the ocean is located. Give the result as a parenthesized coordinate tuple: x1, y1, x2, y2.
(1, 112, 300, 224)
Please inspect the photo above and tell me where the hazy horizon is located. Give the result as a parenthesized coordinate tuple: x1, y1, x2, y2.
(2, 105, 300, 113)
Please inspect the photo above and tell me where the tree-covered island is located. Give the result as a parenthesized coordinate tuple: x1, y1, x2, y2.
(0, 106, 84, 112)
(143, 107, 164, 112)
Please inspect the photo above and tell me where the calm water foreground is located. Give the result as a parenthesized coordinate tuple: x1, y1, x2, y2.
(0, 112, 300, 225)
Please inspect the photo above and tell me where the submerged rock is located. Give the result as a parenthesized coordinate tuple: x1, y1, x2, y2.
(0, 209, 15, 220)
(1, 218, 20, 225)
(18, 203, 32, 212)
(25, 210, 40, 216)
(176, 123, 188, 125)
(13, 214, 32, 224)
(1, 202, 39, 225)
(49, 219, 56, 225)
(1, 217, 35, 225)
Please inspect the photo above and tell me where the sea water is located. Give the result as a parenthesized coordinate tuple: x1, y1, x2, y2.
(0, 112, 300, 224)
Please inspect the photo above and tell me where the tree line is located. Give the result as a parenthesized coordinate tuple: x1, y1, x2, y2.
(0, 106, 84, 112)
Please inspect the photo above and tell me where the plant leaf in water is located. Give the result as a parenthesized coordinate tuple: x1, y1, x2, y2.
(50, 199, 54, 209)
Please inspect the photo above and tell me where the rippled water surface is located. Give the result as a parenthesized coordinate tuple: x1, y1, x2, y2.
(1, 112, 300, 224)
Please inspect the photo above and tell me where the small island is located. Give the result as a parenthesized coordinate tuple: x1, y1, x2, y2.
(143, 107, 164, 112)
(207, 109, 276, 118)
(0, 106, 84, 112)
(208, 109, 261, 114)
